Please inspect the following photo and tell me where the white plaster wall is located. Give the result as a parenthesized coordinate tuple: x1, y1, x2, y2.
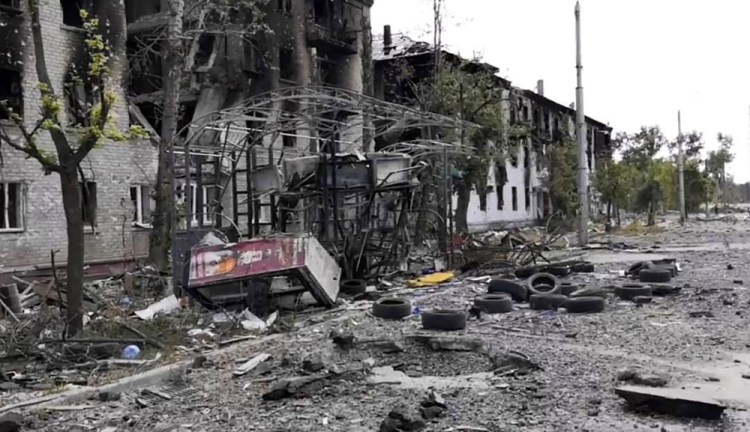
(452, 144, 544, 232)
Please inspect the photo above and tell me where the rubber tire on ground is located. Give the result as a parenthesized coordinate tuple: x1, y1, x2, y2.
(563, 296, 606, 313)
(527, 272, 561, 295)
(653, 264, 678, 277)
(571, 262, 595, 273)
(421, 310, 467, 331)
(372, 298, 412, 320)
(488, 279, 528, 302)
(514, 267, 537, 279)
(560, 282, 581, 297)
(627, 261, 650, 276)
(544, 266, 571, 277)
(614, 284, 652, 301)
(530, 294, 568, 311)
(638, 268, 672, 283)
(474, 294, 513, 314)
(340, 279, 367, 295)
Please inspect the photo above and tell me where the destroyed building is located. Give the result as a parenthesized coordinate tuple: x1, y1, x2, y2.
(0, 0, 158, 282)
(373, 28, 613, 231)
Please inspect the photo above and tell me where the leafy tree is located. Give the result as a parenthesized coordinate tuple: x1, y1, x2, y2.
(428, 62, 507, 233)
(0, 6, 145, 335)
(594, 160, 637, 225)
(546, 139, 578, 216)
(620, 126, 668, 225)
(706, 133, 734, 205)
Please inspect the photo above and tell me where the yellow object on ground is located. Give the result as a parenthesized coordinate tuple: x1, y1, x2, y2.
(407, 271, 455, 287)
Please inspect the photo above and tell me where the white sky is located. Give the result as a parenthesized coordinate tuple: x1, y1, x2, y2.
(371, 0, 750, 182)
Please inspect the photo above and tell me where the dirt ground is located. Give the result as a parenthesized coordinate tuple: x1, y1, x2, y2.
(11, 215, 750, 431)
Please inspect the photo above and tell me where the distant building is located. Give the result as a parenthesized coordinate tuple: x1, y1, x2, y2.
(373, 28, 612, 231)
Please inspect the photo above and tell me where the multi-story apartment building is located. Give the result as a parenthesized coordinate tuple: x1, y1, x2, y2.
(0, 0, 375, 280)
(0, 0, 157, 281)
(373, 28, 612, 231)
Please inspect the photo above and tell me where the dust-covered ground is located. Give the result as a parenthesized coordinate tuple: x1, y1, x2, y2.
(14, 215, 750, 432)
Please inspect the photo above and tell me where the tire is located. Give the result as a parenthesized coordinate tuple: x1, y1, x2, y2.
(649, 283, 681, 296)
(653, 264, 678, 277)
(514, 267, 537, 279)
(341, 279, 367, 295)
(372, 298, 412, 320)
(614, 284, 652, 301)
(560, 282, 581, 297)
(530, 294, 568, 311)
(627, 262, 650, 276)
(421, 310, 467, 331)
(571, 262, 595, 273)
(528, 273, 561, 295)
(488, 279, 528, 302)
(563, 296, 606, 313)
(639, 268, 671, 283)
(474, 294, 513, 314)
(545, 266, 571, 277)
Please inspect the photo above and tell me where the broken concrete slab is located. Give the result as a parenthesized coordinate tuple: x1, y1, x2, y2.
(617, 369, 669, 387)
(379, 407, 426, 432)
(406, 336, 486, 353)
(615, 385, 726, 420)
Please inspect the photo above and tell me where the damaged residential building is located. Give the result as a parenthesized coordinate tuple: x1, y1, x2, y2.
(0, 0, 158, 282)
(373, 28, 613, 231)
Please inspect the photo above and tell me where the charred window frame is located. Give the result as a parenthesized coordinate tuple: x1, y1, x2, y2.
(511, 187, 518, 211)
(80, 181, 97, 229)
(242, 39, 264, 73)
(0, 68, 22, 120)
(61, 0, 94, 28)
(510, 151, 518, 168)
(279, 47, 294, 81)
(277, 0, 292, 13)
(0, 0, 21, 13)
(0, 182, 23, 232)
(497, 186, 504, 210)
(64, 73, 95, 127)
(130, 185, 153, 226)
(525, 187, 530, 211)
(281, 101, 298, 148)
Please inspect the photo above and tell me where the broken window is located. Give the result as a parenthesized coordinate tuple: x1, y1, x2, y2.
(0, 69, 22, 120)
(497, 187, 504, 210)
(479, 193, 487, 211)
(511, 187, 518, 211)
(243, 39, 264, 73)
(277, 0, 292, 13)
(0, 0, 21, 11)
(282, 132, 296, 148)
(61, 0, 93, 27)
(176, 181, 215, 227)
(313, 0, 330, 26)
(510, 152, 518, 168)
(523, 147, 529, 168)
(0, 182, 22, 231)
(125, 0, 161, 24)
(521, 105, 529, 122)
(129, 185, 153, 226)
(279, 47, 294, 81)
(64, 73, 94, 126)
(80, 181, 97, 227)
(525, 187, 530, 210)
(317, 57, 336, 86)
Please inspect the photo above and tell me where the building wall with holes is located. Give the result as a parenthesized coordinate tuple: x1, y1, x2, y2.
(0, 0, 157, 276)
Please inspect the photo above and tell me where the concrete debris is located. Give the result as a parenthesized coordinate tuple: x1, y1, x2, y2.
(407, 336, 486, 352)
(689, 311, 714, 318)
(134, 294, 182, 320)
(617, 369, 669, 387)
(490, 352, 542, 375)
(234, 353, 271, 377)
(379, 407, 426, 432)
(615, 385, 726, 420)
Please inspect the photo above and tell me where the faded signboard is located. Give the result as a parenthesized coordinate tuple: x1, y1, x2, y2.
(189, 237, 306, 288)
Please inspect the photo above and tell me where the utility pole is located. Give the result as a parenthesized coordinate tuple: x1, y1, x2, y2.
(575, 1, 589, 245)
(677, 110, 686, 225)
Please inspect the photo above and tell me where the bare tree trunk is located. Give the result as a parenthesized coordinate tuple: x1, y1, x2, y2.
(59, 169, 84, 336)
(149, 0, 184, 272)
(455, 182, 471, 234)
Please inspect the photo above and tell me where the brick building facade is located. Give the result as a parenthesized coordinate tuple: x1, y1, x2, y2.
(0, 0, 157, 278)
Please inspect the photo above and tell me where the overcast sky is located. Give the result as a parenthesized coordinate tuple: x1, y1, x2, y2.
(371, 0, 750, 182)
